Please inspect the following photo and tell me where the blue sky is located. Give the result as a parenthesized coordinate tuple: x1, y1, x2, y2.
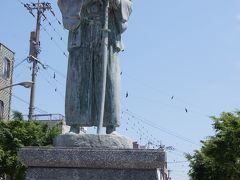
(1, 0, 240, 179)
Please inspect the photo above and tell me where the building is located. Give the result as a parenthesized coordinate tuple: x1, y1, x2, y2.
(28, 114, 70, 134)
(133, 141, 168, 180)
(0, 43, 14, 120)
(23, 113, 88, 134)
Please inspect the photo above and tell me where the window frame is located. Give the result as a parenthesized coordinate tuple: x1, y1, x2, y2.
(2, 57, 11, 80)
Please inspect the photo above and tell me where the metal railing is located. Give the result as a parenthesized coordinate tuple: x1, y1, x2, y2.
(22, 113, 65, 121)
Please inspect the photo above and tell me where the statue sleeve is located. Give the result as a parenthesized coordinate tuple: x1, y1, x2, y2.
(120, 0, 132, 23)
(114, 0, 132, 33)
(57, 0, 85, 30)
(113, 0, 132, 52)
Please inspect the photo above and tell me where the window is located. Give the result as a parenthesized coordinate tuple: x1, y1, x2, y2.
(2, 58, 10, 80)
(0, 100, 4, 120)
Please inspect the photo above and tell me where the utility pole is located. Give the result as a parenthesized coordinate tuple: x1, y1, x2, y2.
(23, 1, 53, 120)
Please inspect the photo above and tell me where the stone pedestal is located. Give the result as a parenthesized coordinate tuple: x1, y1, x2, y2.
(53, 133, 133, 149)
(20, 147, 166, 180)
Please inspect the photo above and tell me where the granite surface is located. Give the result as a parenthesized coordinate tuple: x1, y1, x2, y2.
(20, 148, 166, 170)
(25, 168, 160, 180)
(53, 133, 133, 149)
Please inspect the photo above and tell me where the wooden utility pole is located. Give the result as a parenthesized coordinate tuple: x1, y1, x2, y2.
(23, 1, 53, 120)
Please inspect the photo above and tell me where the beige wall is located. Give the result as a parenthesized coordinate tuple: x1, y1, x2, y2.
(0, 44, 14, 120)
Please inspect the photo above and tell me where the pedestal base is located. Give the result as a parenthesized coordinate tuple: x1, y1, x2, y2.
(53, 133, 133, 149)
(20, 147, 166, 180)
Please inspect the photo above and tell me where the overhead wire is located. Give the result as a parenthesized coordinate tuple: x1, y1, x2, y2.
(12, 94, 48, 114)
(123, 109, 200, 147)
(38, 69, 65, 98)
(124, 75, 209, 117)
(44, 68, 65, 88)
(17, 0, 26, 6)
(124, 114, 157, 148)
(44, 16, 68, 45)
(40, 23, 68, 58)
(44, 63, 66, 79)
(13, 60, 32, 80)
(41, 6, 68, 57)
(44, 5, 63, 28)
(20, 0, 68, 58)
(123, 114, 190, 174)
(19, 0, 205, 122)
(16, 0, 66, 112)
(18, 1, 191, 177)
(123, 111, 190, 158)
(2, 89, 48, 114)
(13, 57, 28, 69)
(19, 0, 197, 149)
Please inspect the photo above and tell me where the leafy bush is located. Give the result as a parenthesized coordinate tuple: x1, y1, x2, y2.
(0, 111, 60, 180)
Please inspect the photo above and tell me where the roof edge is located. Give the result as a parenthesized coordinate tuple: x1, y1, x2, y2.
(0, 43, 15, 55)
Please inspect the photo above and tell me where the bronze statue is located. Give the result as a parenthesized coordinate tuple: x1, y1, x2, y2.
(58, 0, 132, 134)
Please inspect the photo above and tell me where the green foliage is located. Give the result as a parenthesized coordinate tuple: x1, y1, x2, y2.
(187, 111, 240, 180)
(0, 111, 60, 180)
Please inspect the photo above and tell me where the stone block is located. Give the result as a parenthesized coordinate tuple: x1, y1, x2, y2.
(20, 147, 166, 180)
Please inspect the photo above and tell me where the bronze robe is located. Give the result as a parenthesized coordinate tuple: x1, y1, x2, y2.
(58, 0, 132, 127)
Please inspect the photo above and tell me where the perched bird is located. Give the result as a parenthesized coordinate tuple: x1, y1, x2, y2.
(53, 72, 56, 79)
(126, 91, 128, 98)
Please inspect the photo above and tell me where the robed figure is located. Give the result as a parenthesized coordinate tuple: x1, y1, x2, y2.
(58, 0, 132, 134)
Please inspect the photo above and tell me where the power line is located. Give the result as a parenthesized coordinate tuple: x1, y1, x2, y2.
(126, 94, 193, 116)
(19, 0, 68, 58)
(38, 69, 65, 98)
(17, 0, 26, 7)
(123, 109, 200, 147)
(45, 64, 66, 79)
(124, 75, 209, 117)
(21, 1, 55, 119)
(40, 24, 68, 58)
(44, 16, 68, 45)
(123, 112, 191, 159)
(2, 89, 48, 114)
(13, 57, 28, 69)
(124, 115, 158, 148)
(43, 68, 65, 87)
(12, 94, 48, 114)
(41, 18, 57, 30)
(41, 4, 63, 27)
(33, 57, 66, 89)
